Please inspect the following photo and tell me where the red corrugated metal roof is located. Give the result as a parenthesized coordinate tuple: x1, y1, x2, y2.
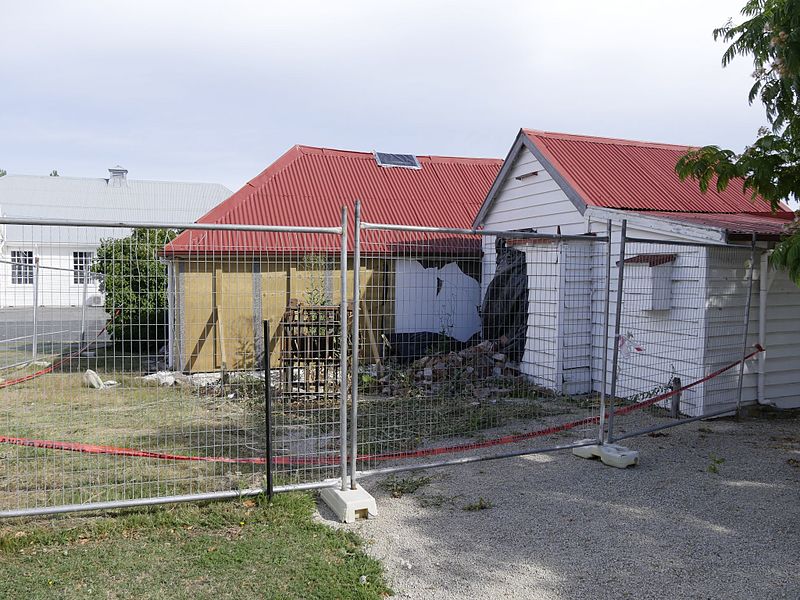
(523, 129, 792, 215)
(165, 145, 502, 255)
(641, 211, 795, 238)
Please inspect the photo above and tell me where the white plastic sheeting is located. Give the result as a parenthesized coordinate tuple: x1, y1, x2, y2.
(394, 259, 481, 342)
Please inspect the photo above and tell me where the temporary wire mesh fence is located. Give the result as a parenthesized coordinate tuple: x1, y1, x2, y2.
(352, 220, 611, 476)
(0, 218, 347, 517)
(0, 210, 763, 518)
(605, 235, 759, 442)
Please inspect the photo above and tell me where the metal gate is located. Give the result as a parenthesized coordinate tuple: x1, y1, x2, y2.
(0, 214, 349, 517)
(604, 226, 761, 443)
(347, 204, 612, 482)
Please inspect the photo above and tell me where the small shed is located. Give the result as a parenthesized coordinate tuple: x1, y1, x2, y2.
(473, 128, 800, 414)
(163, 145, 501, 372)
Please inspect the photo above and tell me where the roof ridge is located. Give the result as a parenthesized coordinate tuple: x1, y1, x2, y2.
(523, 128, 695, 151)
(0, 173, 230, 189)
(293, 144, 501, 164)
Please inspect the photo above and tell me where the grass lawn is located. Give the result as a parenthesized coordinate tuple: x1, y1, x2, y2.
(0, 493, 391, 599)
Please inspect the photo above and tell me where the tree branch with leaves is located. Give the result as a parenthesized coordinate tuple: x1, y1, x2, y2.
(675, 0, 800, 281)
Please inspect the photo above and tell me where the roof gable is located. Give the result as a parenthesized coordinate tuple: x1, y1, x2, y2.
(522, 129, 788, 214)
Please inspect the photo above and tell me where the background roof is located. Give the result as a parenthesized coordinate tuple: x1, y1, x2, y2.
(165, 145, 502, 255)
(0, 174, 231, 245)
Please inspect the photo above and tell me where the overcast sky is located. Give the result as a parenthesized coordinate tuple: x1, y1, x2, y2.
(1, 1, 764, 193)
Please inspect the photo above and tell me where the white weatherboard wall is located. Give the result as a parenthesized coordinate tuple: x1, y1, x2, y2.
(758, 266, 800, 408)
(703, 246, 758, 413)
(0, 244, 102, 307)
(394, 259, 481, 342)
(480, 146, 586, 301)
(518, 240, 594, 395)
(612, 242, 708, 417)
(704, 247, 800, 411)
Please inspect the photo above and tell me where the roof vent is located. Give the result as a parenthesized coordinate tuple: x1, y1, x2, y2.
(108, 165, 128, 187)
(374, 152, 421, 170)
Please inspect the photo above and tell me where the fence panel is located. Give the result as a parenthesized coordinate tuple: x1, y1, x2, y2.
(351, 218, 610, 477)
(606, 234, 759, 442)
(0, 218, 346, 517)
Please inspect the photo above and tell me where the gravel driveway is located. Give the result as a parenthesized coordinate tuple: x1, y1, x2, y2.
(320, 415, 800, 599)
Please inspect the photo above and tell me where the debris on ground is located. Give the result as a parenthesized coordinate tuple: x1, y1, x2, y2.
(83, 369, 120, 389)
(82, 369, 104, 389)
(375, 337, 537, 402)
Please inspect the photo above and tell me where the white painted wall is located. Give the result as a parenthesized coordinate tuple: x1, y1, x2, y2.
(0, 243, 103, 307)
(612, 241, 708, 416)
(704, 247, 800, 411)
(394, 259, 481, 342)
(759, 267, 800, 409)
(482, 147, 587, 235)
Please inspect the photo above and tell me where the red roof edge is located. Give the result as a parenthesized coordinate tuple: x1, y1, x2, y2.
(522, 128, 695, 152)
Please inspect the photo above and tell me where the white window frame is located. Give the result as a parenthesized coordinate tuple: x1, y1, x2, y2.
(73, 251, 94, 284)
(11, 250, 34, 285)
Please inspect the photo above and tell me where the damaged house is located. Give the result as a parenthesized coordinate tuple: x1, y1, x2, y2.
(472, 128, 800, 415)
(162, 145, 502, 371)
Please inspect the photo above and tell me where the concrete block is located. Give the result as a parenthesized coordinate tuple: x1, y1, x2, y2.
(320, 484, 377, 524)
(572, 440, 639, 469)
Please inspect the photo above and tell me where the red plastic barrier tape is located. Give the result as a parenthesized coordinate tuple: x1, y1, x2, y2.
(612, 344, 764, 418)
(0, 345, 765, 465)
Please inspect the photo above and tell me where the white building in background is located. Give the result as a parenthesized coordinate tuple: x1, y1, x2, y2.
(0, 167, 231, 307)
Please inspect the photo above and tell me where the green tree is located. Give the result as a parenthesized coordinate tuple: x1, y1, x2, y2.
(675, 0, 800, 282)
(93, 228, 176, 351)
(0, 169, 6, 177)
(49, 170, 59, 176)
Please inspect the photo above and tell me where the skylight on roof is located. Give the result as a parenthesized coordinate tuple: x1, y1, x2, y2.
(374, 152, 421, 170)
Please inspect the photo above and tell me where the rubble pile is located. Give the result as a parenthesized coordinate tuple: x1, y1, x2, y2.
(374, 338, 534, 401)
(409, 340, 518, 382)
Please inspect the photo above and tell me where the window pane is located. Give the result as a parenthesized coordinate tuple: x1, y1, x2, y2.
(11, 251, 33, 285)
(73, 251, 93, 284)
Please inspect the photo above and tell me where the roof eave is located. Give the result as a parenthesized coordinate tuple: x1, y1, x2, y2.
(584, 206, 727, 243)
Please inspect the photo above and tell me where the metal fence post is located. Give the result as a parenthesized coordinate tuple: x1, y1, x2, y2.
(598, 220, 612, 443)
(339, 206, 349, 492)
(350, 200, 361, 490)
(80, 267, 89, 344)
(606, 219, 627, 443)
(263, 319, 273, 501)
(31, 257, 39, 361)
(735, 234, 757, 415)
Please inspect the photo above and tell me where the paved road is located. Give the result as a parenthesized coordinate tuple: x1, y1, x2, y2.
(0, 306, 110, 365)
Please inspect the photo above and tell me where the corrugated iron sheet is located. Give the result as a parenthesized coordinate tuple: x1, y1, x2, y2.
(165, 145, 502, 255)
(523, 129, 790, 214)
(0, 175, 231, 245)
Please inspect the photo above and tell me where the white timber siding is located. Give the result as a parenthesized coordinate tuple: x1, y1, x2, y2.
(517, 240, 593, 396)
(518, 242, 560, 390)
(759, 266, 800, 408)
(704, 248, 800, 411)
(613, 242, 708, 416)
(703, 247, 759, 413)
(480, 147, 588, 301)
(477, 142, 798, 411)
(0, 243, 103, 307)
(585, 222, 712, 414)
